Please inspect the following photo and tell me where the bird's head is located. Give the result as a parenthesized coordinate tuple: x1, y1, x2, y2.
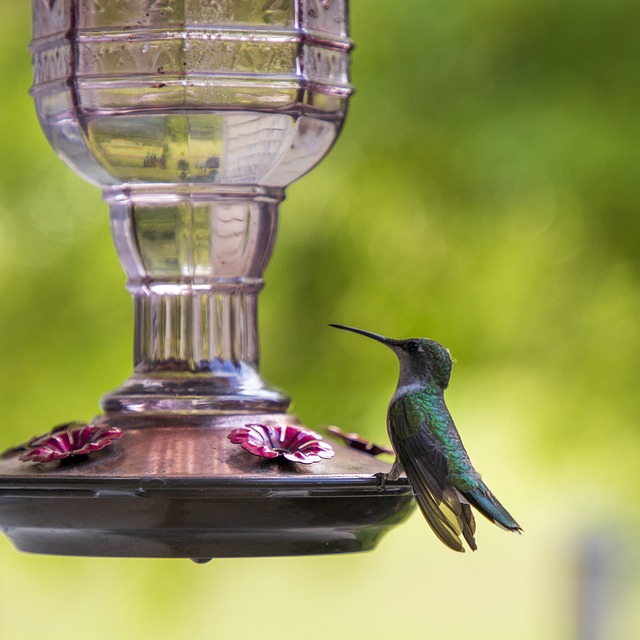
(330, 324, 453, 389)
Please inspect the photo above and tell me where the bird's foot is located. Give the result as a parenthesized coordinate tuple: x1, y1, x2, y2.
(374, 472, 387, 492)
(374, 459, 404, 492)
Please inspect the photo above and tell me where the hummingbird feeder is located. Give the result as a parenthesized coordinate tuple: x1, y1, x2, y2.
(0, 0, 414, 560)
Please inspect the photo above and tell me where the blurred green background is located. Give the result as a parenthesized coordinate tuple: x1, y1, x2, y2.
(1, 0, 639, 638)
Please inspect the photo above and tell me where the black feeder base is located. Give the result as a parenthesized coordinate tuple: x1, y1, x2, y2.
(0, 414, 415, 559)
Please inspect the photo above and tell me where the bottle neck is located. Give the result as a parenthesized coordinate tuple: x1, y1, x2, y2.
(101, 186, 289, 414)
(131, 282, 261, 372)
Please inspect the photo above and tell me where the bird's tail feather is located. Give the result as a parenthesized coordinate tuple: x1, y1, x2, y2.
(464, 483, 522, 533)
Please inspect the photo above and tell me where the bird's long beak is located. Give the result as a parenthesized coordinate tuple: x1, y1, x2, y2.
(329, 324, 396, 347)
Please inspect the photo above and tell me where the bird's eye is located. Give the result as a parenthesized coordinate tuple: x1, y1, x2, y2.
(406, 341, 420, 352)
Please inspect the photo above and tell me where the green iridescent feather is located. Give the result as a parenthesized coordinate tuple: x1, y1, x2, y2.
(390, 390, 520, 552)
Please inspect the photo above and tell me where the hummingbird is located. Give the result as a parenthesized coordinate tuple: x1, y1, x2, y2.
(330, 324, 522, 552)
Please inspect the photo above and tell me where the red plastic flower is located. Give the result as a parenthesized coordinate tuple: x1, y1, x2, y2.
(18, 422, 124, 463)
(228, 424, 335, 464)
(1, 421, 81, 460)
(327, 426, 393, 456)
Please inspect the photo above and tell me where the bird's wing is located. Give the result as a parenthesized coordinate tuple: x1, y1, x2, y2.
(389, 395, 477, 552)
